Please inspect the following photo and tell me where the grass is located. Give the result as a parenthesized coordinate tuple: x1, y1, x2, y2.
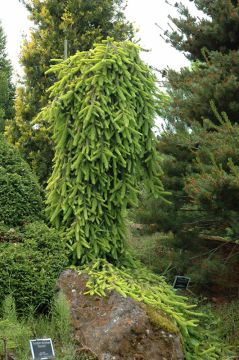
(0, 293, 95, 360)
(212, 300, 239, 348)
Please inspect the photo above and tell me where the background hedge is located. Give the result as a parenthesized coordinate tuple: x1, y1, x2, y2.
(0, 222, 68, 313)
(0, 135, 43, 226)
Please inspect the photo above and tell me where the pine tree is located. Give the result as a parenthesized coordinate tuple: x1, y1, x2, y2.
(6, 0, 134, 184)
(165, 0, 239, 60)
(164, 50, 239, 125)
(163, 0, 239, 125)
(161, 0, 239, 237)
(141, 0, 239, 290)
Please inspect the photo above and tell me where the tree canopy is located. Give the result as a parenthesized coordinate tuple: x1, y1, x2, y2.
(6, 0, 135, 184)
(165, 51, 239, 125)
(40, 39, 164, 264)
(142, 0, 239, 292)
(165, 0, 239, 60)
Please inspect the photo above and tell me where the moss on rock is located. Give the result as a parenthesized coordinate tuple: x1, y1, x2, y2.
(144, 305, 179, 334)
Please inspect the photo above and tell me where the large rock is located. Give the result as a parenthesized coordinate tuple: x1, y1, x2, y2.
(57, 270, 184, 360)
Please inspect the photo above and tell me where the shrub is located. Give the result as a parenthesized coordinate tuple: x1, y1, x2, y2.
(0, 135, 43, 226)
(0, 221, 68, 313)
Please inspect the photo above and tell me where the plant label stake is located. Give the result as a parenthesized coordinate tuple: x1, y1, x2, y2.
(173, 276, 190, 290)
(30, 338, 55, 359)
(64, 39, 68, 60)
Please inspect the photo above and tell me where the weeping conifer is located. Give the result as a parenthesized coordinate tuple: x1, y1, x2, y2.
(35, 40, 232, 359)
(39, 39, 164, 264)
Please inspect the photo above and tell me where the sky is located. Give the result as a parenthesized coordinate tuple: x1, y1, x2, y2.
(0, 0, 202, 80)
(0, 0, 31, 79)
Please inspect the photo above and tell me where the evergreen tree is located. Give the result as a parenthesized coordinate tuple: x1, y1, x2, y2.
(185, 116, 239, 242)
(40, 39, 163, 264)
(6, 0, 134, 184)
(0, 24, 15, 132)
(161, 0, 239, 238)
(163, 1, 239, 125)
(140, 0, 239, 290)
(165, 0, 239, 60)
(165, 50, 239, 125)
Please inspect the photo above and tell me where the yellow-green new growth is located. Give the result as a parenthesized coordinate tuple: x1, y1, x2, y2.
(39, 39, 165, 264)
(76, 259, 233, 360)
